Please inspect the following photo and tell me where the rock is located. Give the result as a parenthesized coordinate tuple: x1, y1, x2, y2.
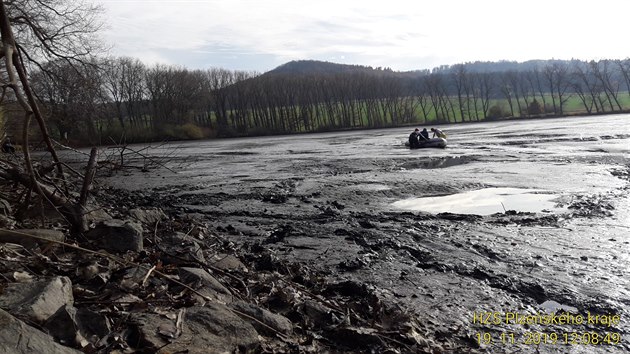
(0, 228, 64, 249)
(178, 267, 232, 303)
(230, 300, 293, 334)
(83, 205, 113, 225)
(85, 219, 143, 252)
(129, 208, 165, 226)
(161, 232, 205, 264)
(301, 300, 335, 327)
(44, 305, 111, 347)
(0, 276, 73, 322)
(117, 264, 158, 291)
(132, 304, 259, 354)
(0, 308, 82, 354)
(211, 254, 247, 272)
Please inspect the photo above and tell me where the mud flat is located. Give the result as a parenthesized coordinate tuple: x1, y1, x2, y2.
(104, 114, 630, 353)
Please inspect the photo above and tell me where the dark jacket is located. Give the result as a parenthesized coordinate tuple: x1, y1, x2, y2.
(408, 132, 419, 148)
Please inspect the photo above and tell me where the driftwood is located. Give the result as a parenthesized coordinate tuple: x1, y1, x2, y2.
(0, 150, 98, 233)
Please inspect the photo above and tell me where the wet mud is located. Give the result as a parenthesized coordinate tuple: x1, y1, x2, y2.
(102, 115, 630, 353)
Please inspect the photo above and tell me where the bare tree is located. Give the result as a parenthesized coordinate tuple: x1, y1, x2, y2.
(0, 0, 105, 233)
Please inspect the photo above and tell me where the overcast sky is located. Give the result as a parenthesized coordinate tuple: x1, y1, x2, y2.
(99, 0, 630, 73)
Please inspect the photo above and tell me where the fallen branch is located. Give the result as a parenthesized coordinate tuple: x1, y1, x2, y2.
(0, 228, 286, 337)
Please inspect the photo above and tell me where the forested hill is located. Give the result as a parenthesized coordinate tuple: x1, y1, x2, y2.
(266, 59, 580, 77)
(264, 60, 403, 77)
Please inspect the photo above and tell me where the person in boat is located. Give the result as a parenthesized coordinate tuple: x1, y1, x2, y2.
(1, 138, 15, 153)
(419, 128, 430, 141)
(431, 128, 447, 139)
(408, 128, 420, 148)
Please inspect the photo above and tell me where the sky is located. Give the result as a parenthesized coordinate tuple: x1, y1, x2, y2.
(99, 0, 630, 74)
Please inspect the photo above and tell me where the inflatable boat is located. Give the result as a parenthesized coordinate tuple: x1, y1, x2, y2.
(405, 137, 447, 149)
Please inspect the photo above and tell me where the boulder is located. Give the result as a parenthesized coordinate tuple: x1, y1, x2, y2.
(132, 304, 259, 354)
(129, 208, 165, 226)
(0, 308, 82, 354)
(44, 305, 111, 347)
(83, 205, 113, 225)
(230, 300, 293, 334)
(85, 219, 143, 252)
(211, 254, 248, 272)
(178, 267, 232, 303)
(161, 232, 205, 264)
(0, 276, 73, 322)
(0, 229, 64, 249)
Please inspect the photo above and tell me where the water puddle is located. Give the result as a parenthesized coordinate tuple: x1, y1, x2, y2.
(392, 187, 564, 215)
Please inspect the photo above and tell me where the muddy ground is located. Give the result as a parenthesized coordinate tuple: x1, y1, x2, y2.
(96, 114, 629, 353)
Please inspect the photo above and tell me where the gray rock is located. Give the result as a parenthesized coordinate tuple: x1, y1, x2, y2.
(211, 254, 247, 272)
(44, 305, 111, 347)
(133, 305, 259, 354)
(0, 229, 64, 249)
(83, 204, 113, 225)
(0, 308, 82, 354)
(179, 267, 232, 303)
(230, 300, 293, 334)
(130, 208, 165, 226)
(161, 232, 205, 264)
(302, 299, 335, 326)
(0, 276, 74, 322)
(85, 219, 143, 252)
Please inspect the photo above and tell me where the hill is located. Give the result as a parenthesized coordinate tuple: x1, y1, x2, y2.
(265, 60, 399, 76)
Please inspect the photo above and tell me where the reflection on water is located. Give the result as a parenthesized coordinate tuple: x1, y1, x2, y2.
(392, 187, 564, 215)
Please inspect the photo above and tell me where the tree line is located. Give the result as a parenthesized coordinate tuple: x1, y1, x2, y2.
(15, 57, 630, 145)
(24, 57, 630, 144)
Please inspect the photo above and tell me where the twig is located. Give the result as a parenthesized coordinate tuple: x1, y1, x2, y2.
(79, 147, 98, 207)
(141, 265, 157, 287)
(0, 229, 287, 337)
(175, 308, 184, 338)
(0, 228, 213, 302)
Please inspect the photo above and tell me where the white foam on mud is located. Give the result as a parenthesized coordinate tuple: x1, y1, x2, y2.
(392, 187, 564, 215)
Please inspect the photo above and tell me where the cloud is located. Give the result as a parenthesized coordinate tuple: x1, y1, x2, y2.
(99, 0, 630, 72)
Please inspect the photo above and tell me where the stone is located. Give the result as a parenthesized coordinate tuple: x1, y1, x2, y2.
(178, 267, 232, 303)
(0, 229, 64, 249)
(85, 219, 143, 252)
(161, 232, 205, 264)
(132, 305, 259, 354)
(129, 208, 165, 226)
(44, 305, 111, 347)
(0, 276, 74, 323)
(83, 205, 113, 225)
(0, 308, 82, 354)
(230, 300, 293, 334)
(211, 254, 247, 272)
